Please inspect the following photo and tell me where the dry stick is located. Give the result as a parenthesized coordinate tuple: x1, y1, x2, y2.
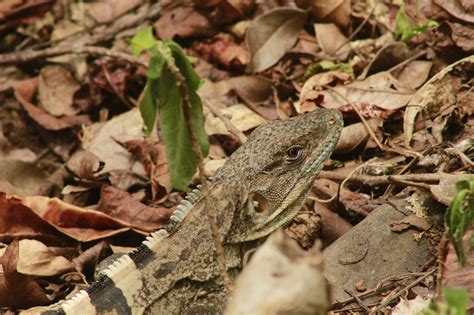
(370, 269, 436, 313)
(319, 170, 454, 186)
(204, 101, 248, 143)
(0, 3, 162, 64)
(165, 59, 233, 292)
(323, 84, 384, 150)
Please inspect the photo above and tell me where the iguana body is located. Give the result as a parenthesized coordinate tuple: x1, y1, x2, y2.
(41, 108, 343, 315)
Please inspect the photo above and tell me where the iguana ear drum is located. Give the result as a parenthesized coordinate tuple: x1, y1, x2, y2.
(251, 192, 268, 213)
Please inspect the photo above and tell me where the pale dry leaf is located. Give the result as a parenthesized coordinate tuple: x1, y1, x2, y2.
(315, 23, 350, 60)
(434, 0, 474, 23)
(397, 60, 432, 89)
(246, 7, 307, 72)
(81, 108, 150, 176)
(17, 239, 74, 276)
(314, 72, 414, 119)
(38, 65, 80, 117)
(205, 103, 266, 135)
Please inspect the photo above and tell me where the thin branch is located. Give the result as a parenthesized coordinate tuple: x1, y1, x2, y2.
(319, 170, 455, 186)
(323, 84, 384, 150)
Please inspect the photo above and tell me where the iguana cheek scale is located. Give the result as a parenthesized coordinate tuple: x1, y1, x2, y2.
(39, 108, 343, 315)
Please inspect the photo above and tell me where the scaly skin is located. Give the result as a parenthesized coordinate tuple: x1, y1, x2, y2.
(39, 108, 343, 315)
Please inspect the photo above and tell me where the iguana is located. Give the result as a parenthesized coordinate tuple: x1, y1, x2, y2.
(39, 108, 343, 315)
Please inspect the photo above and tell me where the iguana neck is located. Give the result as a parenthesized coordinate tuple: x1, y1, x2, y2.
(51, 181, 244, 315)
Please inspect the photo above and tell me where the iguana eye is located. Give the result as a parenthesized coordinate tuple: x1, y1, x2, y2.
(285, 145, 304, 162)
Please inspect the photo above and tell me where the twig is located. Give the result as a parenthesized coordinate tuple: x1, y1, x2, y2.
(332, 0, 380, 56)
(204, 101, 248, 143)
(370, 269, 436, 313)
(318, 170, 457, 186)
(323, 84, 384, 150)
(0, 3, 162, 64)
(163, 51, 233, 292)
(343, 290, 371, 313)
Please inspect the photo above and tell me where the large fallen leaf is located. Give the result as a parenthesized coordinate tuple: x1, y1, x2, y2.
(333, 119, 382, 154)
(246, 7, 307, 72)
(404, 55, 474, 145)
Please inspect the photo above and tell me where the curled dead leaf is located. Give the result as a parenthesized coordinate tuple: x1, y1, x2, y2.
(246, 7, 307, 72)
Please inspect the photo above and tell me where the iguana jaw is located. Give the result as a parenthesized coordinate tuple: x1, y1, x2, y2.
(227, 111, 343, 243)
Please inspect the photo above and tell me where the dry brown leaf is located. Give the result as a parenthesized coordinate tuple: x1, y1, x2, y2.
(314, 23, 350, 60)
(38, 65, 80, 117)
(66, 151, 105, 180)
(154, 6, 216, 39)
(18, 194, 132, 242)
(0, 193, 63, 242)
(13, 78, 90, 131)
(404, 55, 474, 145)
(0, 159, 47, 196)
(81, 108, 149, 176)
(87, 0, 140, 24)
(397, 60, 432, 89)
(17, 239, 74, 276)
(97, 185, 174, 232)
(118, 138, 172, 200)
(434, 0, 474, 23)
(191, 33, 249, 70)
(246, 7, 307, 72)
(297, 0, 350, 28)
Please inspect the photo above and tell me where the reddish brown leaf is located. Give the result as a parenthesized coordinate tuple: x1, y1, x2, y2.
(191, 33, 249, 70)
(97, 185, 174, 232)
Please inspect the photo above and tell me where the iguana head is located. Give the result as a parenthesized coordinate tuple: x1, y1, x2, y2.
(222, 108, 343, 243)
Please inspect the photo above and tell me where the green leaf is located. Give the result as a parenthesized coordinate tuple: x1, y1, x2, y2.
(168, 41, 208, 156)
(444, 288, 468, 315)
(157, 69, 200, 191)
(148, 50, 165, 79)
(395, 5, 438, 42)
(130, 27, 157, 56)
(444, 178, 474, 266)
(304, 60, 354, 79)
(139, 79, 158, 136)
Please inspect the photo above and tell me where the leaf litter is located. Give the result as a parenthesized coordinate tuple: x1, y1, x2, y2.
(0, 0, 472, 313)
